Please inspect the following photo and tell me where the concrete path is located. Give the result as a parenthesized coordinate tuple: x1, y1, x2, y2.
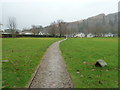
(29, 39, 73, 88)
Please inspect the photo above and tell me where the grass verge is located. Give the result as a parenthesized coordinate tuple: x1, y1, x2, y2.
(2, 38, 62, 88)
(60, 38, 118, 88)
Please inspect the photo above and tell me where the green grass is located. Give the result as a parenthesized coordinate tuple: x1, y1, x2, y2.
(2, 38, 62, 88)
(60, 38, 118, 88)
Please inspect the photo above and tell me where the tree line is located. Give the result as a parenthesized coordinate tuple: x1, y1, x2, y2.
(6, 13, 118, 38)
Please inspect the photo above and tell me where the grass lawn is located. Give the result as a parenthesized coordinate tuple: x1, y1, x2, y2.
(2, 38, 62, 88)
(60, 38, 118, 88)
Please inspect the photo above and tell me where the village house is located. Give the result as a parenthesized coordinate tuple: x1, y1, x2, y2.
(87, 33, 94, 38)
(38, 32, 44, 35)
(113, 34, 118, 37)
(74, 33, 85, 38)
(67, 33, 75, 37)
(104, 33, 114, 37)
(19, 30, 34, 35)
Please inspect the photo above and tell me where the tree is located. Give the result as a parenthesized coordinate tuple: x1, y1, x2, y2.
(57, 20, 63, 37)
(7, 17, 17, 38)
(66, 27, 74, 37)
(77, 19, 90, 34)
(31, 25, 37, 35)
(109, 19, 114, 33)
(57, 20, 67, 37)
(36, 25, 43, 35)
(31, 25, 43, 35)
(101, 15, 107, 34)
(48, 21, 57, 36)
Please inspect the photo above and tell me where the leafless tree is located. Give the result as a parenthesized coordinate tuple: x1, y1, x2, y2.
(57, 20, 68, 37)
(36, 25, 43, 35)
(31, 25, 37, 35)
(48, 21, 57, 36)
(7, 17, 17, 38)
(31, 25, 43, 35)
(62, 22, 68, 37)
(57, 20, 63, 37)
(66, 27, 74, 37)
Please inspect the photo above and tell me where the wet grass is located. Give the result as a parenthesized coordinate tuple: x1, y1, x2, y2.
(2, 38, 62, 88)
(60, 38, 118, 88)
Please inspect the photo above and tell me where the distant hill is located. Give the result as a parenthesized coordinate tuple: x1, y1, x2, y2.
(66, 12, 118, 34)
(43, 12, 118, 36)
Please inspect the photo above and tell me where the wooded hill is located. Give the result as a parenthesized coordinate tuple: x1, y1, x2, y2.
(43, 12, 118, 36)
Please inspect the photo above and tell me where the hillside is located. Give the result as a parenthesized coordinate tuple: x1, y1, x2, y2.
(43, 12, 118, 36)
(66, 12, 118, 34)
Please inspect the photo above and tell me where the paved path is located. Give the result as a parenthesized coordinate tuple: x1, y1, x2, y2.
(29, 39, 73, 88)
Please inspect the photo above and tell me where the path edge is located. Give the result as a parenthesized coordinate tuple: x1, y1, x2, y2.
(59, 38, 74, 88)
(26, 39, 66, 88)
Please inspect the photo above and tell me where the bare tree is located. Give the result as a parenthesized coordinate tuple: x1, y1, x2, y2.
(77, 21, 84, 33)
(66, 27, 74, 37)
(48, 21, 57, 37)
(31, 25, 37, 35)
(62, 22, 68, 37)
(36, 25, 43, 35)
(7, 17, 17, 38)
(57, 20, 63, 37)
(31, 25, 43, 35)
(57, 20, 67, 37)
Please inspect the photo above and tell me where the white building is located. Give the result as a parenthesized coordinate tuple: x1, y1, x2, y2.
(38, 32, 43, 35)
(104, 33, 114, 37)
(19, 31, 34, 35)
(87, 33, 94, 38)
(74, 33, 85, 38)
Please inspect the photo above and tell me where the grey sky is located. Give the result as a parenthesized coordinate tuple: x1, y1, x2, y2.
(0, 0, 119, 30)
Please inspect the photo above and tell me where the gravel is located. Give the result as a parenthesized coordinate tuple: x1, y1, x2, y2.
(29, 39, 73, 88)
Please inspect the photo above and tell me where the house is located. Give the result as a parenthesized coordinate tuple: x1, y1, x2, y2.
(113, 34, 118, 37)
(3, 29, 20, 34)
(104, 33, 114, 37)
(74, 33, 85, 38)
(38, 32, 44, 35)
(67, 33, 75, 37)
(19, 30, 34, 35)
(2, 29, 11, 34)
(87, 33, 94, 38)
(101, 34, 105, 37)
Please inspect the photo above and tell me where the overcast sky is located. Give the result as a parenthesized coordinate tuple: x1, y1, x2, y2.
(0, 0, 119, 30)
